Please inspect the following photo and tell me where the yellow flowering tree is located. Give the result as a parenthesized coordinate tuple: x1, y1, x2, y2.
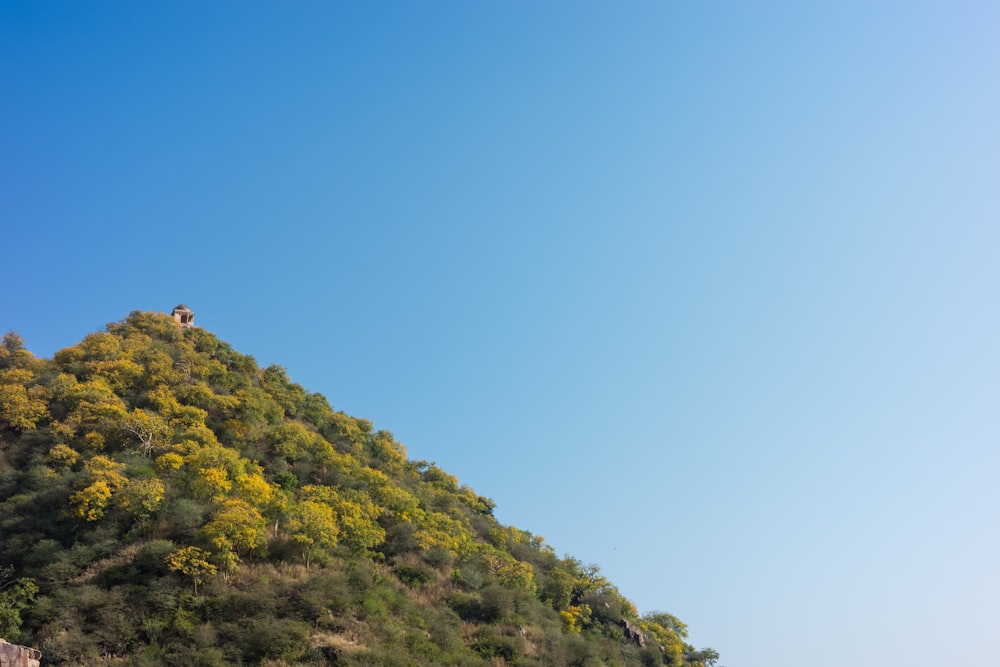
(166, 546, 217, 595)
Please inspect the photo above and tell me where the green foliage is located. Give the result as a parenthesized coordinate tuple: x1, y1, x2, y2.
(0, 311, 718, 666)
(0, 570, 38, 641)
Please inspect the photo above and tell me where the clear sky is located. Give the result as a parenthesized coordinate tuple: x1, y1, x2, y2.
(3, 2, 999, 665)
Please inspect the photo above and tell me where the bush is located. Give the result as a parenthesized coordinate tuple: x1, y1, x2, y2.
(394, 563, 434, 587)
(135, 539, 176, 577)
(422, 545, 454, 570)
(479, 585, 515, 623)
(471, 627, 521, 662)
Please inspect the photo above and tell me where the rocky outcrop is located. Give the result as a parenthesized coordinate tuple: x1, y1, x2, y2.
(0, 639, 41, 667)
(617, 618, 646, 648)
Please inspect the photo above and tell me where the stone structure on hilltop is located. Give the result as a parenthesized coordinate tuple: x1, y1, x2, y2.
(171, 304, 195, 329)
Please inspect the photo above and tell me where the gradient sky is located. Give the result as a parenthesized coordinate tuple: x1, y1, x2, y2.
(3, 3, 999, 665)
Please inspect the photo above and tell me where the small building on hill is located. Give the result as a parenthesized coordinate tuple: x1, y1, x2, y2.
(171, 304, 195, 329)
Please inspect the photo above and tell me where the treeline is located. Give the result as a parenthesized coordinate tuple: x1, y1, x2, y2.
(0, 311, 719, 666)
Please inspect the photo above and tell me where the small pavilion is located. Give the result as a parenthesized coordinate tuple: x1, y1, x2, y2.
(171, 304, 195, 329)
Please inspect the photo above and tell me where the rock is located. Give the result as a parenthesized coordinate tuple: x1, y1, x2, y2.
(617, 618, 646, 648)
(0, 638, 41, 667)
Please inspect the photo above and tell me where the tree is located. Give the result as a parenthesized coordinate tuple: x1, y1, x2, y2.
(193, 466, 233, 500)
(640, 612, 689, 665)
(116, 477, 166, 521)
(46, 443, 80, 469)
(203, 499, 267, 556)
(70, 479, 114, 521)
(685, 647, 720, 667)
(287, 500, 338, 568)
(0, 568, 38, 641)
(479, 547, 535, 589)
(70, 455, 128, 521)
(0, 369, 48, 430)
(0, 332, 36, 370)
(300, 485, 384, 553)
(121, 408, 170, 456)
(166, 547, 217, 595)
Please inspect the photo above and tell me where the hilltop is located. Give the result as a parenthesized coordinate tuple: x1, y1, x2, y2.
(0, 310, 719, 666)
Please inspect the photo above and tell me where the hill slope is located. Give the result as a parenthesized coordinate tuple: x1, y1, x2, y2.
(0, 311, 718, 666)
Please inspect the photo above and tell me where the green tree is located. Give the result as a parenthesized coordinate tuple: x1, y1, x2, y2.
(686, 647, 721, 667)
(0, 569, 38, 641)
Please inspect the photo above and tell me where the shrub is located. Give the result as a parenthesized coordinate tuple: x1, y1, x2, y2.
(394, 563, 434, 588)
(471, 627, 521, 662)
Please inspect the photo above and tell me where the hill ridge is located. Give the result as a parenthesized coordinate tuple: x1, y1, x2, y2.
(0, 310, 718, 666)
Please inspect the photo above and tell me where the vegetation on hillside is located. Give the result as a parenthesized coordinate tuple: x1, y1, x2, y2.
(0, 311, 719, 666)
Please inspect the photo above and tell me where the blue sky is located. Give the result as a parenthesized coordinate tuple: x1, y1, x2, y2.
(3, 2, 999, 665)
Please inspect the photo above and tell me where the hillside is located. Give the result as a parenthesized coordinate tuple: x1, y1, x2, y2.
(0, 310, 719, 666)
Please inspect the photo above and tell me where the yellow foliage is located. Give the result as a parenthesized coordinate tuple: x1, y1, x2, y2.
(204, 499, 266, 554)
(121, 408, 171, 455)
(130, 348, 179, 385)
(71, 480, 113, 521)
(116, 478, 165, 520)
(83, 432, 105, 451)
(269, 421, 317, 459)
(185, 445, 241, 479)
(560, 604, 592, 633)
(179, 423, 220, 447)
(47, 444, 80, 469)
(70, 453, 131, 521)
(333, 496, 385, 552)
(169, 440, 202, 456)
(0, 369, 35, 385)
(62, 378, 128, 434)
(49, 420, 75, 442)
(149, 385, 209, 429)
(479, 547, 536, 589)
(422, 465, 459, 491)
(167, 546, 217, 577)
(414, 512, 475, 557)
(90, 359, 144, 392)
(84, 455, 127, 489)
(299, 484, 338, 505)
(298, 485, 384, 552)
(53, 346, 84, 366)
(176, 382, 238, 413)
(194, 467, 232, 500)
(638, 611, 689, 665)
(78, 331, 122, 361)
(365, 474, 420, 521)
(0, 383, 48, 430)
(235, 472, 273, 506)
(367, 430, 407, 470)
(155, 452, 185, 473)
(288, 500, 338, 546)
(166, 546, 217, 594)
(287, 499, 339, 566)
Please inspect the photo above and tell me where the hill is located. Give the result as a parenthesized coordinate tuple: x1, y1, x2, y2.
(0, 310, 719, 666)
